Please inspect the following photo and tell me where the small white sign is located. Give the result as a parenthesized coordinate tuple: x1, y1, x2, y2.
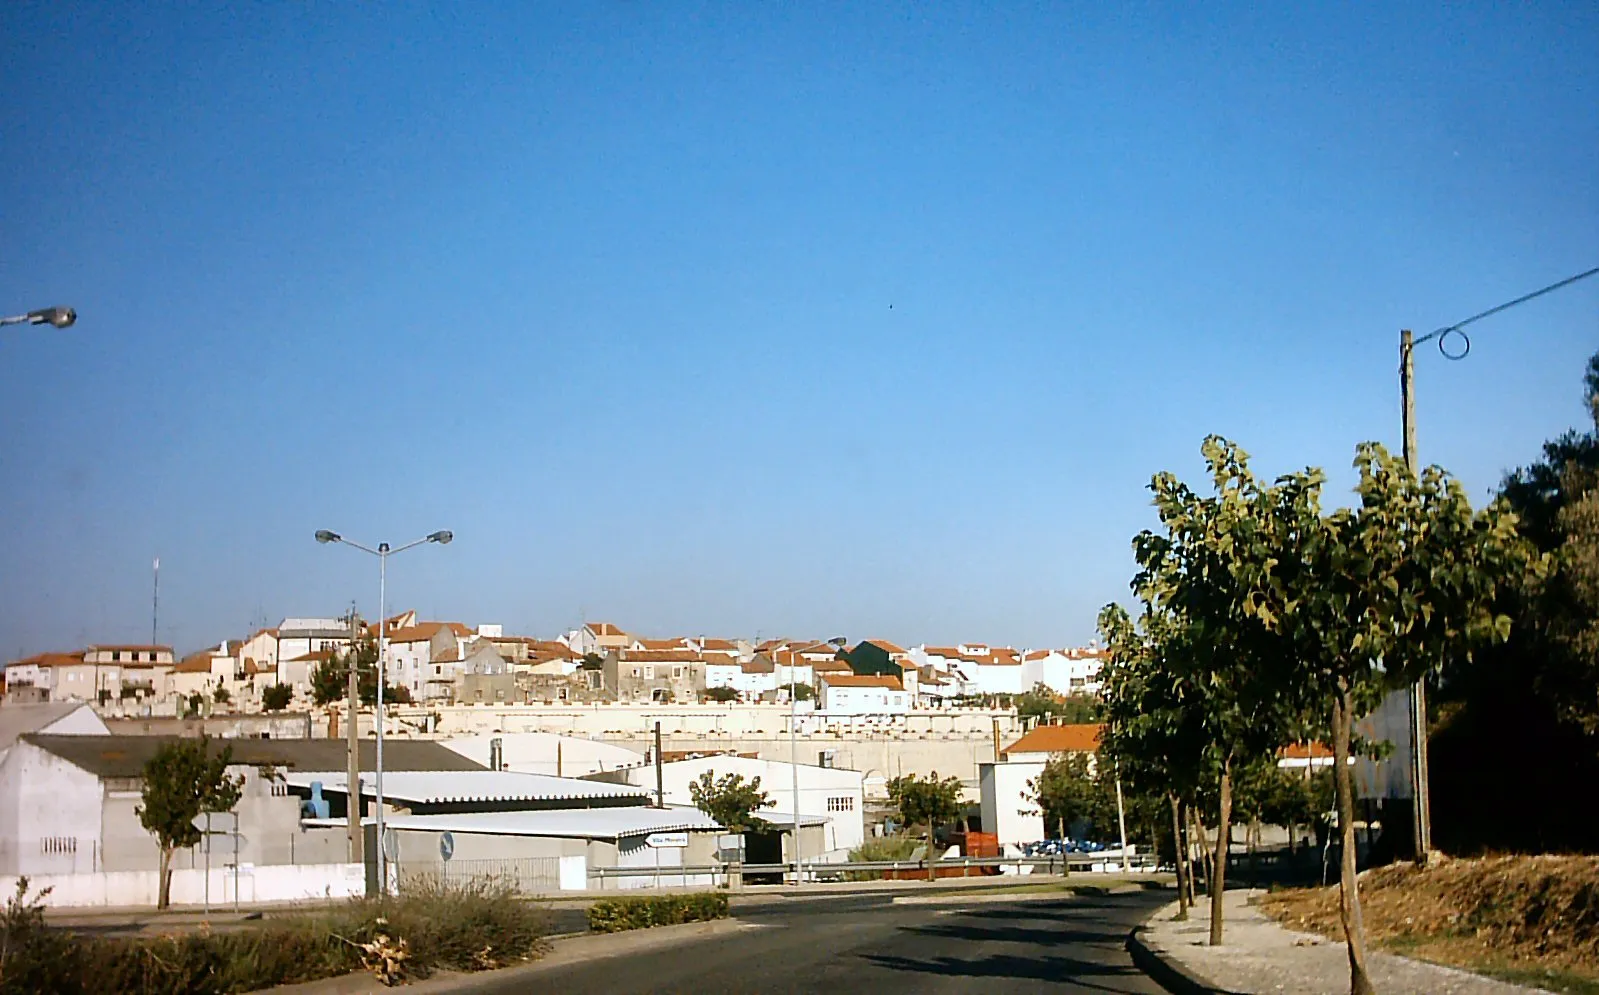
(645, 832, 689, 848)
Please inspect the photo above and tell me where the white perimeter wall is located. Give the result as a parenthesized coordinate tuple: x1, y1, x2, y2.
(0, 863, 366, 908)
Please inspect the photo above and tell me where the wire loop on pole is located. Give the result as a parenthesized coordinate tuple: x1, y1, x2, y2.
(1436, 327, 1470, 361)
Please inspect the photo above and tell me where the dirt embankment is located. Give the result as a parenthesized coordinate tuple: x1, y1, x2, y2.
(1261, 855, 1599, 985)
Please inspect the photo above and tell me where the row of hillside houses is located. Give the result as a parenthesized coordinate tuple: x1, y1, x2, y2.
(3, 618, 1105, 715)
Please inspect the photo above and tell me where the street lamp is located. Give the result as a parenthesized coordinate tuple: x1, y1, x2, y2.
(315, 527, 452, 894)
(789, 635, 846, 885)
(0, 306, 76, 329)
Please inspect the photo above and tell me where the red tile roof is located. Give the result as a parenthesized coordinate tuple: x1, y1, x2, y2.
(863, 639, 908, 655)
(1280, 742, 1334, 760)
(635, 637, 691, 651)
(586, 622, 626, 637)
(1003, 724, 1103, 756)
(385, 622, 473, 644)
(620, 649, 701, 663)
(7, 651, 87, 669)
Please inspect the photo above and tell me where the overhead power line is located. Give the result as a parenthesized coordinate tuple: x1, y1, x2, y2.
(1418, 265, 1599, 360)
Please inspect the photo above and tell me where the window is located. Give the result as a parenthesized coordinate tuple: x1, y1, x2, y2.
(111, 651, 121, 662)
(827, 796, 855, 813)
(643, 666, 655, 679)
(148, 652, 157, 662)
(40, 837, 77, 855)
(672, 666, 683, 679)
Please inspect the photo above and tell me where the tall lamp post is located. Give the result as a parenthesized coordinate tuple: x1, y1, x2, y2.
(789, 636, 846, 885)
(1, 306, 76, 329)
(1398, 263, 1598, 861)
(315, 528, 452, 893)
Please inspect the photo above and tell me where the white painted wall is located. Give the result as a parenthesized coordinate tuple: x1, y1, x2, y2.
(617, 755, 866, 857)
(979, 761, 1046, 848)
(971, 664, 1026, 696)
(0, 741, 105, 875)
(820, 683, 909, 715)
(0, 863, 365, 908)
(439, 732, 645, 776)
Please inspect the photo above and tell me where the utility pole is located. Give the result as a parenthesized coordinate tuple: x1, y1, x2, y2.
(1399, 329, 1432, 861)
(152, 557, 160, 646)
(653, 721, 664, 807)
(346, 607, 363, 865)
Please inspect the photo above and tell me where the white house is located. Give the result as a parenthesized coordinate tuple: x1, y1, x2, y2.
(385, 622, 474, 699)
(819, 674, 909, 715)
(1021, 648, 1105, 697)
(612, 754, 867, 858)
(235, 628, 280, 675)
(979, 760, 1047, 848)
(276, 618, 355, 666)
(562, 622, 630, 657)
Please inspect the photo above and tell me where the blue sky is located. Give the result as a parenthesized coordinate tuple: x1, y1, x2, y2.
(1, 3, 1595, 656)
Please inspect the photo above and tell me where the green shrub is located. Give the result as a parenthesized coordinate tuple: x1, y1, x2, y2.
(586, 893, 730, 933)
(842, 835, 923, 880)
(1, 876, 549, 994)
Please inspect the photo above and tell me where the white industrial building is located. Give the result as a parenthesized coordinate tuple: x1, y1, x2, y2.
(439, 732, 647, 776)
(598, 753, 866, 859)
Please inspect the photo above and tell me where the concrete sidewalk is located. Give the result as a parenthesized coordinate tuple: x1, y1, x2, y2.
(1132, 889, 1544, 995)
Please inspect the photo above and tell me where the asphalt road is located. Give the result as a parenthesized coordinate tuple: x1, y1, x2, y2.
(473, 889, 1171, 994)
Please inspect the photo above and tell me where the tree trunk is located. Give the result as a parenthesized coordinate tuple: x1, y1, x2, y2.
(1334, 687, 1376, 995)
(158, 845, 173, 910)
(1192, 808, 1211, 897)
(1209, 758, 1233, 946)
(1169, 794, 1189, 920)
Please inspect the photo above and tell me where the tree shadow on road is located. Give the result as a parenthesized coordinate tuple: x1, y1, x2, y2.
(860, 950, 1154, 993)
(903, 922, 1126, 947)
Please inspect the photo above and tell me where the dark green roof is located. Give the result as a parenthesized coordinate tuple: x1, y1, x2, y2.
(21, 734, 484, 779)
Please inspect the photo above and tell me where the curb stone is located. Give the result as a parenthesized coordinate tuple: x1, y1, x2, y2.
(1126, 922, 1236, 995)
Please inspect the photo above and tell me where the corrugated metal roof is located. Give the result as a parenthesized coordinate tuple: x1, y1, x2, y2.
(284, 769, 648, 805)
(377, 805, 721, 841)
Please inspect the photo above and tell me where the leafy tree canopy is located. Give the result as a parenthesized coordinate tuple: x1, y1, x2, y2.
(688, 772, 772, 833)
(886, 772, 963, 837)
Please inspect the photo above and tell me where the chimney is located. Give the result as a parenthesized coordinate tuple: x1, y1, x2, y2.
(489, 737, 503, 771)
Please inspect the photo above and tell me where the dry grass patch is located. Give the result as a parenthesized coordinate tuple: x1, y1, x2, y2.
(1260, 854, 1599, 993)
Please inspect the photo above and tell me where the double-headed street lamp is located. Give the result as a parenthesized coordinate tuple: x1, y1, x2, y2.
(1, 306, 76, 329)
(315, 528, 452, 893)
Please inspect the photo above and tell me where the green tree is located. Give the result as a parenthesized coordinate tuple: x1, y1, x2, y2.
(136, 736, 243, 909)
(688, 772, 772, 833)
(886, 772, 964, 853)
(703, 686, 738, 703)
(1246, 442, 1541, 995)
(1105, 438, 1319, 944)
(1015, 684, 1102, 725)
(779, 682, 813, 701)
(261, 683, 293, 712)
(211, 685, 231, 704)
(185, 693, 204, 718)
(1099, 601, 1220, 921)
(1026, 753, 1107, 840)
(580, 652, 605, 671)
(310, 634, 407, 707)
